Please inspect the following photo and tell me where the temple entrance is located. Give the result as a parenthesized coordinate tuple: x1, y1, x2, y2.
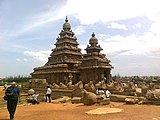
(104, 70, 110, 84)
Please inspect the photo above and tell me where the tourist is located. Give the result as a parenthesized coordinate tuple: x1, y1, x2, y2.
(96, 88, 105, 95)
(45, 86, 52, 103)
(31, 92, 39, 104)
(5, 82, 20, 120)
(105, 89, 111, 98)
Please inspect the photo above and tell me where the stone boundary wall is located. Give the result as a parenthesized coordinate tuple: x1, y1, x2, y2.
(21, 88, 73, 100)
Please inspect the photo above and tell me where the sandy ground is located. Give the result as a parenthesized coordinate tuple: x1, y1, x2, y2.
(1, 86, 160, 120)
(1, 102, 160, 120)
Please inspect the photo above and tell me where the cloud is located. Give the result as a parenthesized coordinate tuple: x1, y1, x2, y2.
(0, 1, 68, 41)
(16, 58, 28, 62)
(135, 24, 142, 29)
(60, 0, 160, 25)
(99, 31, 160, 57)
(79, 44, 86, 54)
(24, 50, 50, 62)
(73, 26, 85, 35)
(16, 58, 21, 62)
(97, 34, 109, 39)
(23, 58, 28, 62)
(108, 22, 127, 30)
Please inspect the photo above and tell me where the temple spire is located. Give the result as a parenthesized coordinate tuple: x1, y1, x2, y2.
(63, 16, 71, 31)
(65, 16, 68, 23)
(92, 32, 95, 37)
(89, 32, 98, 47)
(85, 32, 102, 54)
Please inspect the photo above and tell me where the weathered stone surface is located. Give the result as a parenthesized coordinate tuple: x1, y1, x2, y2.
(28, 89, 35, 95)
(110, 94, 126, 102)
(123, 82, 136, 92)
(74, 81, 83, 89)
(141, 84, 148, 95)
(143, 99, 160, 105)
(67, 82, 74, 89)
(71, 97, 82, 104)
(97, 94, 110, 105)
(125, 98, 139, 104)
(100, 98, 110, 105)
(59, 82, 67, 89)
(52, 83, 60, 89)
(29, 79, 47, 88)
(71, 88, 83, 98)
(84, 81, 96, 91)
(146, 90, 160, 101)
(95, 82, 101, 89)
(81, 90, 97, 105)
(107, 82, 124, 92)
(52, 96, 71, 103)
(101, 80, 107, 89)
(95, 80, 107, 89)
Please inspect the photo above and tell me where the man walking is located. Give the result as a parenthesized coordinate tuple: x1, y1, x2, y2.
(45, 86, 52, 103)
(5, 82, 20, 120)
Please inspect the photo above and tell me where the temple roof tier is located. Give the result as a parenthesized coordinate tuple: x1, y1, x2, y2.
(55, 40, 79, 45)
(50, 51, 82, 56)
(79, 65, 112, 70)
(59, 30, 75, 37)
(31, 70, 79, 75)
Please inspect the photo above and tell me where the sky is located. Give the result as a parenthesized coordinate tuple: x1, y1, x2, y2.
(0, 0, 160, 77)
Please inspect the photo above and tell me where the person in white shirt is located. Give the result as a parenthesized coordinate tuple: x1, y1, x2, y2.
(45, 86, 52, 103)
(32, 92, 39, 104)
(105, 89, 111, 98)
(96, 88, 105, 95)
(96, 88, 111, 98)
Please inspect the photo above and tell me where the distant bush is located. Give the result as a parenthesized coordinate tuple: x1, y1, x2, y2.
(3, 75, 32, 84)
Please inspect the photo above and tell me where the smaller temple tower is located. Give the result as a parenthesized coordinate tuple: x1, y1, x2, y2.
(79, 33, 113, 84)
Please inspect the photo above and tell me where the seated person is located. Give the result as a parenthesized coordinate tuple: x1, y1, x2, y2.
(96, 88, 105, 95)
(96, 88, 111, 98)
(27, 92, 39, 104)
(31, 92, 39, 104)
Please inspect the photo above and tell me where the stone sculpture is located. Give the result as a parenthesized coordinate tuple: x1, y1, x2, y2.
(81, 90, 97, 105)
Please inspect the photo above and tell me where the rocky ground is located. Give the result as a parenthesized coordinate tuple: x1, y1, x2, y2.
(1, 87, 160, 120)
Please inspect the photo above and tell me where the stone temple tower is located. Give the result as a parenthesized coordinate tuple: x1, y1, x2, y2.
(31, 17, 82, 84)
(79, 33, 113, 84)
(31, 17, 113, 85)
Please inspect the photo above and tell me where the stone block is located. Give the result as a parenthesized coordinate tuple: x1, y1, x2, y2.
(52, 96, 71, 103)
(71, 97, 82, 104)
(125, 98, 139, 104)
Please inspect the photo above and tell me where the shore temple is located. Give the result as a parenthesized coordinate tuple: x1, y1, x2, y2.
(31, 17, 113, 84)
